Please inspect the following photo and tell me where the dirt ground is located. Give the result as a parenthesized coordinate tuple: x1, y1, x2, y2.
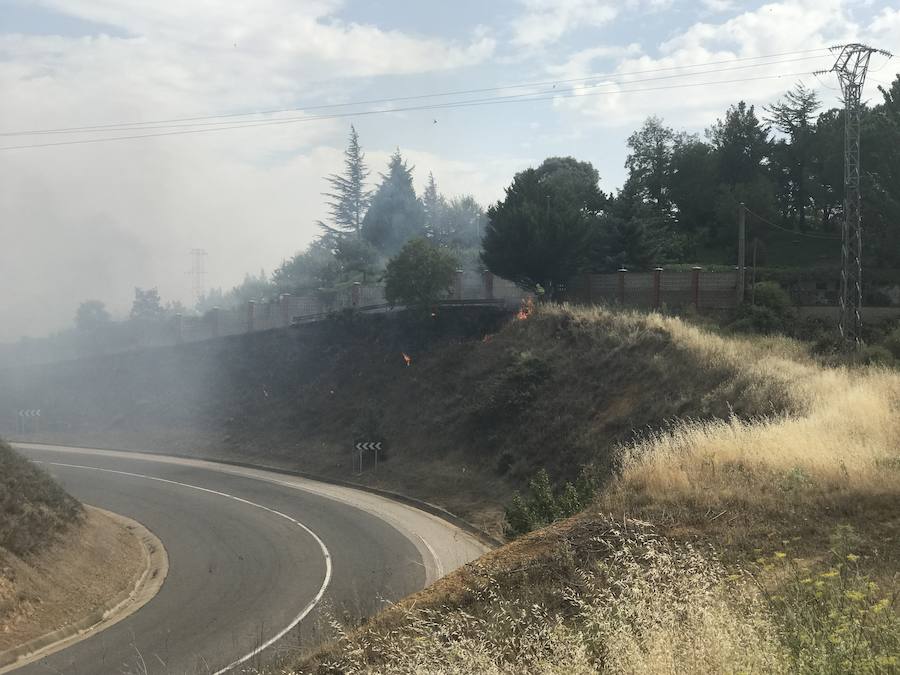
(0, 507, 145, 653)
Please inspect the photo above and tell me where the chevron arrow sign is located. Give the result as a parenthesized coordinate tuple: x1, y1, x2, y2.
(17, 409, 41, 417)
(354, 441, 382, 452)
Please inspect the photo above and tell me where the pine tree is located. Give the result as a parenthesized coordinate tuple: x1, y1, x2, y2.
(361, 150, 426, 255)
(319, 125, 372, 239)
(422, 172, 446, 243)
(765, 83, 821, 230)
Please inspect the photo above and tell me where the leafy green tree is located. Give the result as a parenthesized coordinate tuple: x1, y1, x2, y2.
(422, 171, 447, 242)
(623, 116, 676, 217)
(706, 101, 777, 246)
(273, 240, 342, 293)
(130, 287, 163, 320)
(444, 195, 487, 248)
(862, 74, 900, 267)
(482, 157, 606, 297)
(74, 300, 110, 332)
(319, 125, 372, 239)
(809, 108, 844, 232)
(362, 150, 426, 255)
(383, 238, 458, 307)
(591, 214, 659, 271)
(707, 101, 772, 187)
(333, 235, 380, 282)
(669, 136, 718, 237)
(766, 83, 821, 231)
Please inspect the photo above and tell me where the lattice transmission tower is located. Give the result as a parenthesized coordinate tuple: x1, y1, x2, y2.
(819, 43, 892, 347)
(189, 248, 208, 304)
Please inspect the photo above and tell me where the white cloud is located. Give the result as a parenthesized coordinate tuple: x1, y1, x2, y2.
(545, 0, 861, 128)
(701, 0, 735, 12)
(511, 0, 618, 48)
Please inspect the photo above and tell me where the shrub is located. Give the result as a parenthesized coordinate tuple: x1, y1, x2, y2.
(883, 327, 900, 360)
(504, 468, 596, 537)
(731, 281, 796, 335)
(755, 534, 900, 674)
(383, 238, 458, 308)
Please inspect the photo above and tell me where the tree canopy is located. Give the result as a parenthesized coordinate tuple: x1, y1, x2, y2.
(482, 156, 607, 296)
(362, 150, 426, 255)
(384, 238, 458, 308)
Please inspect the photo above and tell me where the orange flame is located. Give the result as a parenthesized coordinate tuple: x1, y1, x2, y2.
(516, 297, 535, 320)
(401, 352, 412, 367)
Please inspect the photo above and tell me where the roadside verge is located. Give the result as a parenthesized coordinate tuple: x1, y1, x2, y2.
(0, 506, 168, 673)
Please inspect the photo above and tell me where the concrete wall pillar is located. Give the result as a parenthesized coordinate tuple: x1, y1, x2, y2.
(351, 282, 361, 308)
(691, 266, 702, 309)
(454, 269, 464, 300)
(482, 270, 494, 300)
(280, 293, 292, 327)
(653, 267, 663, 309)
(617, 268, 627, 304)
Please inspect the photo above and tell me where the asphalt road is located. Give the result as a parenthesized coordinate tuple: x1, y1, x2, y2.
(11, 444, 489, 675)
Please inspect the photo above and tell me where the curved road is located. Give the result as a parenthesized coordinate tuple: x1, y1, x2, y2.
(11, 443, 489, 675)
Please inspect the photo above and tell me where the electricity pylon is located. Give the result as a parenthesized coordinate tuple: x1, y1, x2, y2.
(189, 248, 208, 304)
(819, 44, 892, 347)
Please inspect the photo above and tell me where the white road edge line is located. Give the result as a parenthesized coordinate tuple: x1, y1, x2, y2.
(36, 461, 333, 675)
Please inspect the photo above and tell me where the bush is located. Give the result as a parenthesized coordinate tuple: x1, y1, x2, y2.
(731, 281, 796, 335)
(883, 327, 900, 360)
(857, 344, 895, 366)
(757, 530, 900, 674)
(383, 238, 458, 308)
(504, 468, 596, 537)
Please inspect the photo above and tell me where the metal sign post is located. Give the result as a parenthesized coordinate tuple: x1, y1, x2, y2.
(353, 440, 383, 475)
(17, 409, 41, 434)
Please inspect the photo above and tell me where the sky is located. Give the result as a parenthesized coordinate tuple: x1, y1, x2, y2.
(1, 0, 898, 342)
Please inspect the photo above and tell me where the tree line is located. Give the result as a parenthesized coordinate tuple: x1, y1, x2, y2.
(72, 73, 900, 324)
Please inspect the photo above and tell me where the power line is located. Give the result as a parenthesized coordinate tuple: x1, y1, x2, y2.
(0, 69, 820, 151)
(744, 206, 841, 240)
(0, 48, 833, 138)
(6, 55, 831, 138)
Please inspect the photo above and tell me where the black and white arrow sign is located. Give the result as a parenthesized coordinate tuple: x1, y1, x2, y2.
(354, 441, 382, 452)
(17, 409, 41, 417)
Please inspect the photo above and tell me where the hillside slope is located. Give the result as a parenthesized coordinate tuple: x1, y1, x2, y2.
(0, 439, 81, 557)
(299, 306, 900, 674)
(1, 305, 790, 534)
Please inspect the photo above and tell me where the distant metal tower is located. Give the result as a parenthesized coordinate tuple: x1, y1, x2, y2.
(821, 44, 892, 347)
(189, 248, 208, 304)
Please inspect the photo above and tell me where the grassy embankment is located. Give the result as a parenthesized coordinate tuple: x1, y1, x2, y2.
(0, 439, 81, 558)
(0, 305, 792, 536)
(296, 305, 900, 674)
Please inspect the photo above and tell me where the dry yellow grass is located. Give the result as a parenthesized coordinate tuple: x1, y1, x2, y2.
(562, 304, 900, 509)
(294, 305, 900, 674)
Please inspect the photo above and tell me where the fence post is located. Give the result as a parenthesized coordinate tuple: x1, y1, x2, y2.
(247, 301, 256, 333)
(210, 307, 220, 338)
(351, 282, 361, 308)
(174, 313, 184, 344)
(617, 268, 627, 304)
(280, 293, 292, 327)
(482, 270, 494, 300)
(691, 266, 702, 309)
(455, 269, 464, 300)
(653, 267, 663, 309)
